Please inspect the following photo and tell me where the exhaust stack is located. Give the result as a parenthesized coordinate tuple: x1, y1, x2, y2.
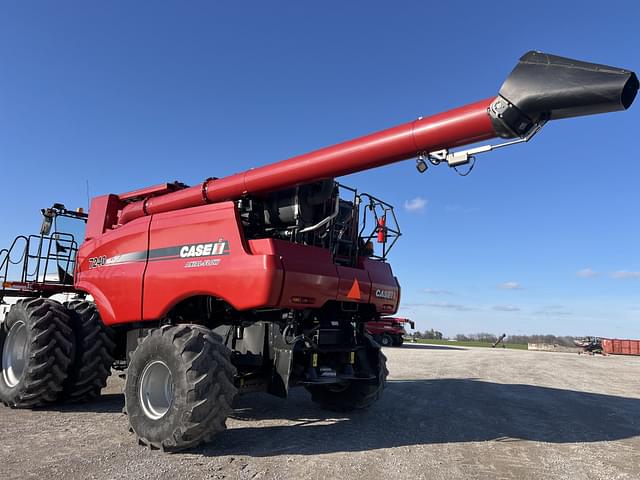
(490, 51, 638, 137)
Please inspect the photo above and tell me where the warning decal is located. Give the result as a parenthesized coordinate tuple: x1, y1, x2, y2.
(347, 278, 361, 300)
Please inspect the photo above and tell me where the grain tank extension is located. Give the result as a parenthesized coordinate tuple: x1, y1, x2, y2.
(0, 51, 636, 451)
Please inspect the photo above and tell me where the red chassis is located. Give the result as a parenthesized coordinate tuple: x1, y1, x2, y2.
(76, 200, 400, 327)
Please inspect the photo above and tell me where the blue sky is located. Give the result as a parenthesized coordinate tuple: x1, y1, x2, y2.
(1, 1, 638, 337)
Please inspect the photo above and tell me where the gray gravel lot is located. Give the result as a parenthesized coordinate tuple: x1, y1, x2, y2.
(1, 345, 639, 480)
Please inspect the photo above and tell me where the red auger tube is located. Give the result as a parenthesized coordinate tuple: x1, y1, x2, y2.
(118, 51, 638, 226)
(119, 98, 495, 225)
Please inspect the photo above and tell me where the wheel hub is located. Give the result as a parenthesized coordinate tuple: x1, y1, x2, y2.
(2, 320, 28, 388)
(139, 360, 174, 420)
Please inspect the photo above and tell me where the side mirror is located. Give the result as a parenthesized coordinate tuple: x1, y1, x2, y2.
(40, 210, 54, 235)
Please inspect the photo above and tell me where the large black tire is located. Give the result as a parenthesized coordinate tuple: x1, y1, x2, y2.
(307, 350, 387, 412)
(380, 334, 393, 347)
(0, 298, 74, 407)
(60, 300, 116, 402)
(396, 335, 404, 346)
(124, 324, 237, 451)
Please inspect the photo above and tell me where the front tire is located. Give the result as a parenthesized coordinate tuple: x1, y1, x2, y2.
(0, 298, 74, 407)
(124, 325, 237, 451)
(307, 350, 387, 412)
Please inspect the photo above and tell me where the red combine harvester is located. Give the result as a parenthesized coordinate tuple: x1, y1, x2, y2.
(0, 52, 637, 451)
(366, 317, 414, 347)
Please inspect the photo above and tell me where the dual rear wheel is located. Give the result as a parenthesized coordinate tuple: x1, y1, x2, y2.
(0, 298, 115, 407)
(0, 298, 74, 407)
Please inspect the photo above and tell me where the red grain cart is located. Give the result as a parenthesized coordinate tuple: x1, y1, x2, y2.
(601, 338, 640, 356)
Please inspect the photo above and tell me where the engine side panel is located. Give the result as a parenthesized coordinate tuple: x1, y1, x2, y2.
(142, 202, 285, 319)
(248, 239, 399, 313)
(249, 240, 339, 309)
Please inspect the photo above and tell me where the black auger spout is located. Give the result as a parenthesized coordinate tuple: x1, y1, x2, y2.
(490, 51, 639, 138)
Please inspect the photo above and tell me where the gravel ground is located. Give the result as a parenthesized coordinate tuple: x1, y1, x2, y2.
(1, 345, 639, 480)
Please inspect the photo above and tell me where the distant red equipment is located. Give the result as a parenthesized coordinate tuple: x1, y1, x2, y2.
(601, 339, 640, 356)
(366, 317, 415, 347)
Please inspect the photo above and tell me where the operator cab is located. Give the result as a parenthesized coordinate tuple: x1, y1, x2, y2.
(0, 204, 87, 302)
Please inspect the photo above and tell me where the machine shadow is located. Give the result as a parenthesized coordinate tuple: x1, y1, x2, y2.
(394, 344, 467, 351)
(44, 393, 125, 414)
(196, 378, 640, 457)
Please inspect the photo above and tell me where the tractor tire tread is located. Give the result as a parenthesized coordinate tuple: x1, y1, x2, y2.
(0, 298, 74, 408)
(127, 325, 237, 452)
(60, 300, 116, 402)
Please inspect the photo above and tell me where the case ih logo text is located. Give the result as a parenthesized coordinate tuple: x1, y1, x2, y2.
(375, 289, 395, 300)
(179, 240, 229, 258)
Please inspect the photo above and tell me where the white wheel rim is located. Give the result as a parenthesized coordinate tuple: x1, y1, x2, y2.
(2, 320, 28, 388)
(139, 360, 174, 420)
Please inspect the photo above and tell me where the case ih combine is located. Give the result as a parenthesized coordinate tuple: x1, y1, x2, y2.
(366, 317, 414, 346)
(0, 52, 636, 451)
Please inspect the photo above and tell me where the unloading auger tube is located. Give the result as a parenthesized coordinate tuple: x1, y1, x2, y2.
(118, 51, 637, 225)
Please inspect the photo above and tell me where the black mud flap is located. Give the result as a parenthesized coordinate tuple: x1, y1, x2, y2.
(359, 333, 384, 379)
(268, 329, 383, 397)
(267, 327, 299, 398)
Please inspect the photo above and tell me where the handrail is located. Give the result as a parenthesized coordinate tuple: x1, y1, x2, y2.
(0, 232, 79, 295)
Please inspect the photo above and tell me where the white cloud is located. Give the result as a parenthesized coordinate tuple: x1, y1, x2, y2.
(576, 267, 599, 278)
(404, 196, 428, 213)
(493, 305, 520, 312)
(534, 305, 572, 316)
(426, 302, 477, 312)
(498, 281, 523, 290)
(610, 270, 640, 279)
(424, 288, 453, 296)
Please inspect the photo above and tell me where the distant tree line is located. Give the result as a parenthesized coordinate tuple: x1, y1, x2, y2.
(453, 333, 577, 347)
(413, 329, 444, 340)
(454, 333, 498, 343)
(506, 334, 577, 347)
